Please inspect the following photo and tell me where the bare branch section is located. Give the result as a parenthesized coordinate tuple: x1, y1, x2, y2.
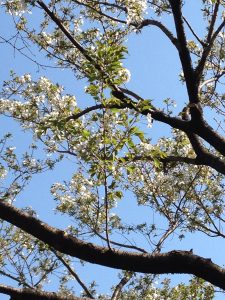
(111, 272, 133, 300)
(51, 250, 94, 299)
(195, 17, 225, 81)
(169, 0, 199, 104)
(137, 19, 179, 49)
(0, 284, 92, 300)
(0, 201, 225, 290)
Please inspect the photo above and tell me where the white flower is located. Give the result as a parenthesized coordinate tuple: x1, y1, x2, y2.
(6, 0, 29, 16)
(0, 167, 7, 179)
(147, 113, 153, 128)
(118, 68, 131, 83)
(41, 32, 54, 45)
(126, 0, 148, 24)
(20, 74, 31, 83)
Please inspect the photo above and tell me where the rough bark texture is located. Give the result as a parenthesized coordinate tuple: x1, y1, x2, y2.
(0, 201, 225, 290)
(0, 284, 92, 300)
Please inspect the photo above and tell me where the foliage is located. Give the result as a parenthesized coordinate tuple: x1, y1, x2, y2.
(0, 0, 225, 299)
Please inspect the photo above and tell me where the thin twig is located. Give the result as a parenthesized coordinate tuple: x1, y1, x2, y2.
(52, 250, 95, 299)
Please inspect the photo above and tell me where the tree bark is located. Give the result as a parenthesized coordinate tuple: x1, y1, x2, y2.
(0, 201, 225, 290)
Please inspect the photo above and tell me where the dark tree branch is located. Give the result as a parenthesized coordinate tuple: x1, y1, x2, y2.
(0, 201, 225, 290)
(66, 105, 103, 122)
(195, 16, 225, 81)
(182, 16, 204, 46)
(185, 132, 225, 174)
(136, 19, 179, 49)
(65, 96, 225, 174)
(0, 270, 31, 288)
(190, 110, 225, 158)
(169, 0, 199, 103)
(119, 88, 144, 101)
(111, 272, 133, 300)
(0, 284, 91, 300)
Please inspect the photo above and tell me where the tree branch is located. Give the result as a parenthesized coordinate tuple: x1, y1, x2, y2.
(72, 0, 179, 50)
(0, 201, 225, 290)
(65, 97, 225, 172)
(169, 0, 199, 103)
(51, 250, 94, 299)
(0, 284, 91, 300)
(37, 1, 93, 64)
(182, 16, 204, 46)
(92, 229, 147, 253)
(186, 131, 225, 175)
(111, 272, 133, 300)
(37, 0, 112, 88)
(137, 19, 179, 49)
(37, 0, 225, 163)
(195, 13, 225, 81)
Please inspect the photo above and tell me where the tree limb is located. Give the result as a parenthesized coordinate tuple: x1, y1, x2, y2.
(0, 201, 225, 289)
(0, 284, 92, 300)
(195, 16, 225, 81)
(65, 99, 225, 172)
(111, 272, 133, 300)
(169, 0, 199, 104)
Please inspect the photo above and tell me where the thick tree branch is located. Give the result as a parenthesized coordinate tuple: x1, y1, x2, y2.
(186, 132, 225, 174)
(169, 0, 199, 103)
(136, 19, 179, 49)
(0, 201, 225, 290)
(0, 284, 91, 300)
(65, 97, 225, 172)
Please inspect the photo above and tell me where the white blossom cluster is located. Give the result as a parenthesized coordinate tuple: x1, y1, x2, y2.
(124, 0, 148, 25)
(0, 75, 77, 132)
(146, 113, 153, 128)
(51, 174, 101, 226)
(0, 166, 7, 179)
(117, 68, 131, 83)
(4, 0, 30, 15)
(40, 32, 55, 47)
